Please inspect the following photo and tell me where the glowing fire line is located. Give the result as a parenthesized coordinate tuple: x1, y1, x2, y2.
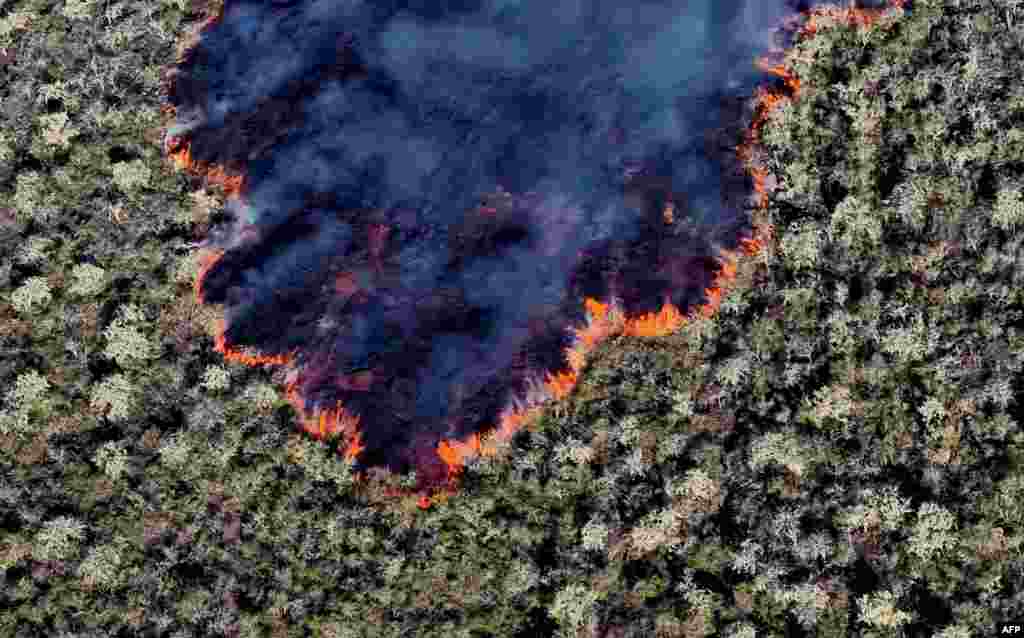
(162, 0, 907, 510)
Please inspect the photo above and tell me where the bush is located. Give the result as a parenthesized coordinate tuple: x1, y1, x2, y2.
(89, 373, 136, 421)
(10, 277, 52, 315)
(103, 305, 157, 368)
(68, 263, 109, 297)
(33, 516, 87, 561)
(0, 370, 51, 436)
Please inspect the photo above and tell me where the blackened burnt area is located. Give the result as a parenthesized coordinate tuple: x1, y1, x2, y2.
(320, 292, 575, 474)
(165, 22, 365, 171)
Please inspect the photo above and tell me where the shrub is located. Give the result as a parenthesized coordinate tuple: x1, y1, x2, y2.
(68, 263, 109, 297)
(111, 159, 152, 195)
(0, 370, 51, 436)
(89, 373, 136, 421)
(906, 502, 958, 563)
(61, 0, 97, 21)
(33, 517, 86, 561)
(858, 590, 912, 630)
(549, 583, 600, 634)
(103, 305, 157, 368)
(78, 542, 126, 591)
(94, 442, 129, 481)
(158, 433, 193, 470)
(992, 185, 1024, 232)
(201, 365, 231, 393)
(10, 277, 52, 315)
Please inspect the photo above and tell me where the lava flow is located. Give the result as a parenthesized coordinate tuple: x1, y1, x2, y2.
(161, 0, 908, 506)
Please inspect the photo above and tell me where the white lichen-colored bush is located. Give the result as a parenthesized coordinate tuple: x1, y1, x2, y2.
(103, 305, 157, 368)
(858, 590, 912, 629)
(242, 382, 282, 413)
(10, 277, 52, 315)
(201, 365, 231, 393)
(78, 542, 125, 590)
(89, 374, 136, 421)
(906, 502, 958, 562)
(33, 517, 87, 561)
(0, 370, 51, 435)
(780, 221, 823, 271)
(549, 583, 600, 634)
(61, 0, 96, 20)
(580, 519, 609, 552)
(111, 159, 152, 194)
(158, 433, 193, 469)
(68, 263, 109, 297)
(12, 171, 47, 216)
(94, 442, 129, 481)
(992, 186, 1024, 231)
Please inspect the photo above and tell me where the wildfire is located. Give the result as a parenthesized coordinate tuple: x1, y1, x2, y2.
(420, 0, 907, 493)
(212, 319, 293, 367)
(162, 0, 905, 512)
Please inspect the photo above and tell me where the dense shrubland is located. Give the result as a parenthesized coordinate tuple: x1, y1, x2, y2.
(0, 0, 1022, 636)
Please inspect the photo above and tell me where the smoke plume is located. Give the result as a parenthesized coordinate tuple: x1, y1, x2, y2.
(164, 0, 830, 481)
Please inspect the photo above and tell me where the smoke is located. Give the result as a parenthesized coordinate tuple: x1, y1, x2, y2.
(166, 0, 821, 475)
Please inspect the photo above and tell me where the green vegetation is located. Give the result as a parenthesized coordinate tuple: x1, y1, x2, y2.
(1, 0, 1023, 636)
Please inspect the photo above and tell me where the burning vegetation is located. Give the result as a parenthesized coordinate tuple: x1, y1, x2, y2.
(161, 0, 908, 505)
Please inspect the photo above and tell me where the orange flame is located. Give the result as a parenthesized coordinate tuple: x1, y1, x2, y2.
(164, 0, 904, 511)
(422, 0, 912, 492)
(194, 249, 225, 303)
(212, 319, 293, 366)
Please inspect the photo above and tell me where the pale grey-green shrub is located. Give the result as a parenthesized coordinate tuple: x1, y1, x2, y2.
(200, 365, 231, 393)
(580, 519, 609, 552)
(749, 430, 810, 472)
(0, 370, 50, 436)
(68, 263, 109, 297)
(549, 583, 599, 634)
(993, 187, 1024, 231)
(10, 277, 52, 315)
(94, 442, 129, 481)
(11, 171, 46, 216)
(726, 622, 758, 638)
(103, 305, 156, 368)
(158, 433, 193, 470)
(89, 373, 136, 421)
(78, 542, 125, 590)
(111, 159, 151, 194)
(906, 502, 958, 563)
(772, 584, 819, 630)
(33, 516, 86, 561)
(934, 624, 975, 638)
(241, 381, 283, 414)
(780, 221, 823, 271)
(61, 0, 96, 21)
(858, 590, 912, 630)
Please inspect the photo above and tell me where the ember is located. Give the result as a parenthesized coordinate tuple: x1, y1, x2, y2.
(161, 0, 906, 500)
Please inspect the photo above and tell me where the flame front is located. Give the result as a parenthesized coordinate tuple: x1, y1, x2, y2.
(424, 0, 907, 498)
(164, 0, 907, 511)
